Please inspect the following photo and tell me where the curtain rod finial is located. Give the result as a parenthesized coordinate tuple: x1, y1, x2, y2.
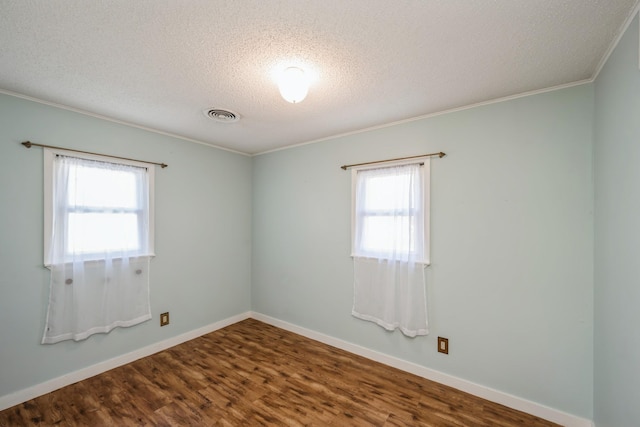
(438, 152, 446, 158)
(22, 141, 32, 148)
(161, 163, 168, 168)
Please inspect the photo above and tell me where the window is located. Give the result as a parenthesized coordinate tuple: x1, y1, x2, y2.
(42, 148, 155, 344)
(352, 161, 429, 264)
(44, 149, 154, 264)
(350, 160, 430, 337)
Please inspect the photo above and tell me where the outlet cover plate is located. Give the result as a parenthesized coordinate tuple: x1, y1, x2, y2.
(160, 312, 170, 326)
(438, 337, 449, 354)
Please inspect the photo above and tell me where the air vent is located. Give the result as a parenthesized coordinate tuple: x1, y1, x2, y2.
(204, 108, 240, 123)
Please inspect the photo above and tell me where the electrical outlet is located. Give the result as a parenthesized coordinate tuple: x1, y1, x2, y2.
(160, 312, 170, 326)
(438, 337, 449, 354)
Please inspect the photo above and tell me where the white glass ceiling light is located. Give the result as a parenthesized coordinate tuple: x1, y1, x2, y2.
(278, 67, 309, 103)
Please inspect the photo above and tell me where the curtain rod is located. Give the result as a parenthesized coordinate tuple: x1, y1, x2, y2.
(21, 141, 168, 168)
(340, 152, 445, 170)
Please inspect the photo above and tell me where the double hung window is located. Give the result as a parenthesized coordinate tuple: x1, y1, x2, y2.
(350, 159, 430, 337)
(42, 148, 155, 344)
(44, 149, 154, 264)
(352, 162, 429, 264)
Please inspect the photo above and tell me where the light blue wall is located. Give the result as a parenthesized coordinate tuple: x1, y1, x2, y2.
(0, 94, 252, 399)
(252, 85, 595, 417)
(594, 15, 640, 427)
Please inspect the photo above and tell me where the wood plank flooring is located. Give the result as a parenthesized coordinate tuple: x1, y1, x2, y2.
(0, 319, 559, 426)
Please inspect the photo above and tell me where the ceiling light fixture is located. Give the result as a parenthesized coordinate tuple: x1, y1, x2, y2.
(278, 67, 309, 104)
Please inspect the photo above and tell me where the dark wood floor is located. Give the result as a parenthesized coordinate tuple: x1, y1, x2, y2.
(0, 319, 559, 426)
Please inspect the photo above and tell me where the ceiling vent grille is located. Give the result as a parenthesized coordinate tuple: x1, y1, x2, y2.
(204, 108, 240, 123)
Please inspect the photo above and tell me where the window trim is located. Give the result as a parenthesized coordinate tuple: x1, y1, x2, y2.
(43, 148, 155, 266)
(350, 158, 430, 265)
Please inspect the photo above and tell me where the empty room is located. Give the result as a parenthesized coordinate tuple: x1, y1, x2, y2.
(1, 1, 639, 426)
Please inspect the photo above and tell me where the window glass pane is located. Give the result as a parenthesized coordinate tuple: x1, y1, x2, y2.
(363, 172, 415, 211)
(67, 213, 140, 254)
(360, 216, 415, 254)
(68, 164, 139, 209)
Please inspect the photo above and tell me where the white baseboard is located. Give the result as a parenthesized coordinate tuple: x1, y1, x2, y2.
(0, 311, 251, 412)
(250, 312, 594, 427)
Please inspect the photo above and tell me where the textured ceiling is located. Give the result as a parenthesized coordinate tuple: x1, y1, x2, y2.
(0, 0, 638, 154)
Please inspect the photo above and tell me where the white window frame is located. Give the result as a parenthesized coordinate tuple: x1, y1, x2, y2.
(351, 158, 430, 265)
(43, 148, 155, 266)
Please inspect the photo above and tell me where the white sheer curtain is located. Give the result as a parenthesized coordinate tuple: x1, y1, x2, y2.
(351, 162, 429, 337)
(42, 154, 152, 344)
